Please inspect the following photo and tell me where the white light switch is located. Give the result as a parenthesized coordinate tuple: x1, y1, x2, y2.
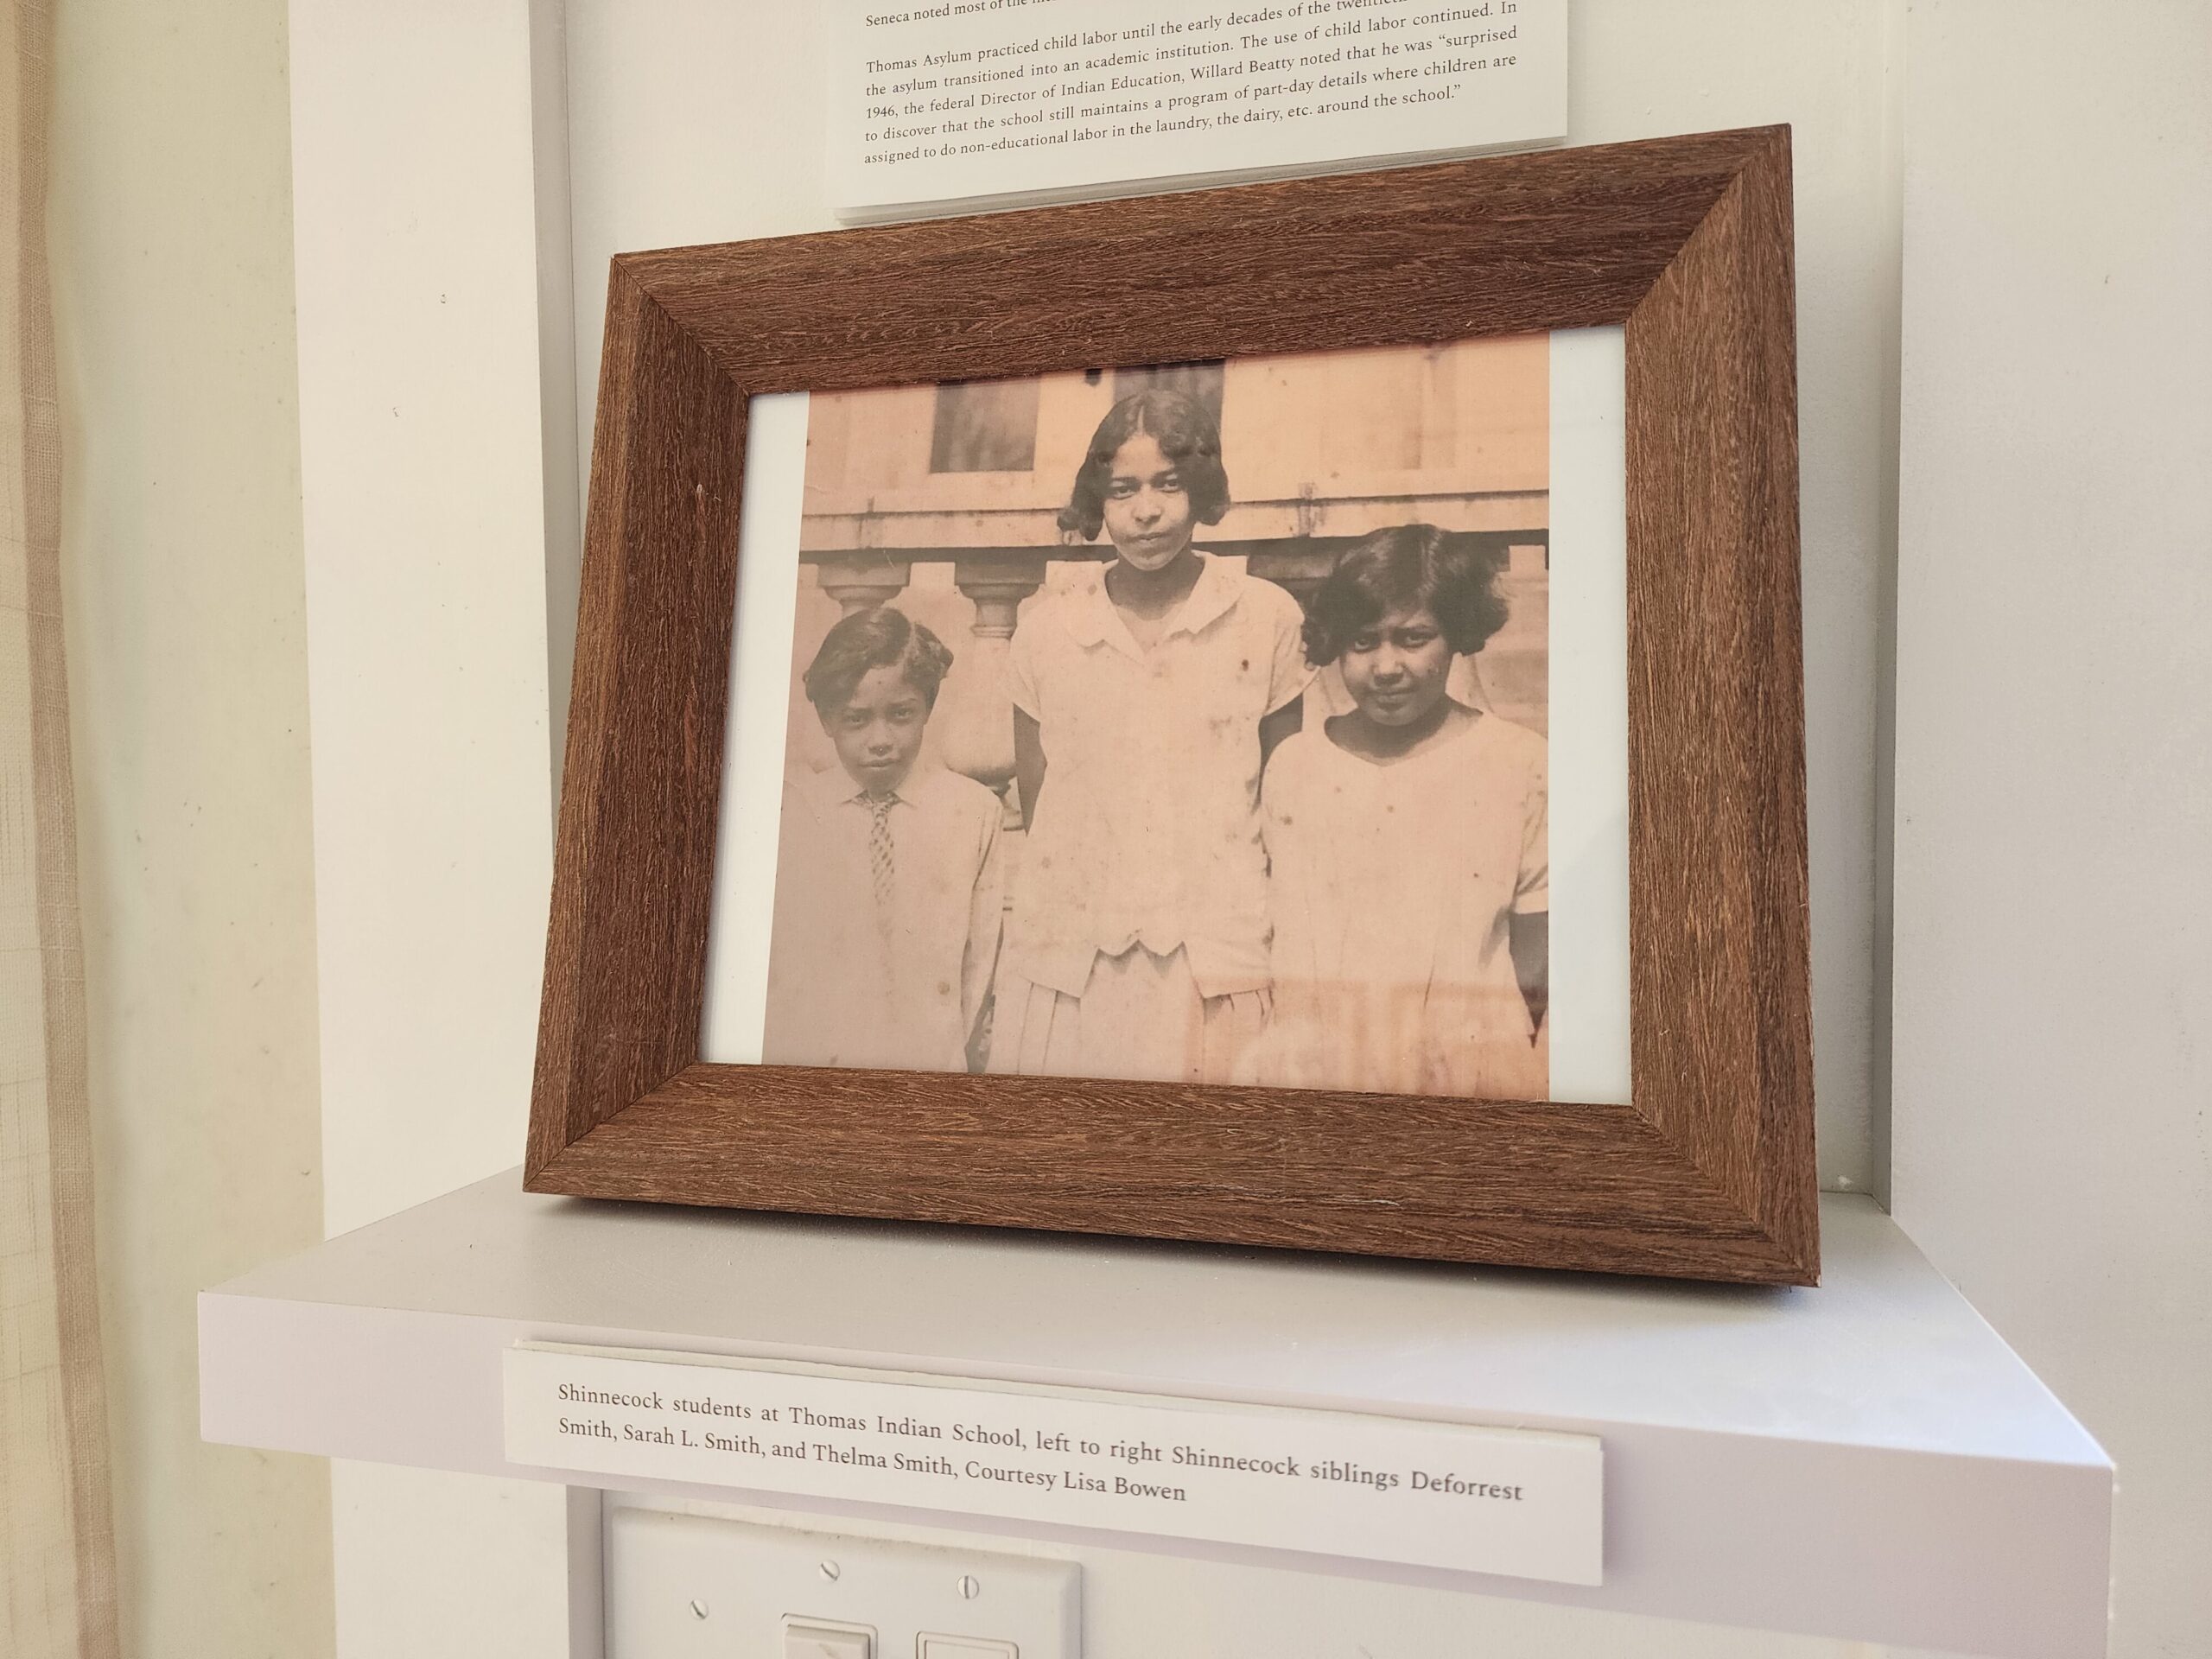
(918, 1637, 1018, 1659)
(785, 1620, 873, 1659)
(607, 1509, 1077, 1658)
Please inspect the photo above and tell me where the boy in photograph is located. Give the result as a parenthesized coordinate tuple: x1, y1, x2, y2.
(763, 606, 1005, 1073)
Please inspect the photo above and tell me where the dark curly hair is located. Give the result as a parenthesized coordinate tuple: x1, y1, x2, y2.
(1057, 389, 1231, 541)
(802, 605, 955, 713)
(1301, 525, 1510, 667)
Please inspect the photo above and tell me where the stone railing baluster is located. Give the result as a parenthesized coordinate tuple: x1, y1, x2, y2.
(937, 554, 1047, 804)
(814, 555, 913, 614)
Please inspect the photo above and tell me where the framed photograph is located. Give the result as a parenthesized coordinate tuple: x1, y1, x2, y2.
(526, 126, 1816, 1285)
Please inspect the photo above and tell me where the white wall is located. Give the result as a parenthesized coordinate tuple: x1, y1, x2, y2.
(49, 1, 334, 1655)
(284, 1, 2209, 1655)
(285, 0, 587, 1654)
(1889, 4, 2212, 1656)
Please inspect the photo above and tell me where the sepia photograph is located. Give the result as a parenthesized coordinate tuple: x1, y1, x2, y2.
(760, 334, 1554, 1102)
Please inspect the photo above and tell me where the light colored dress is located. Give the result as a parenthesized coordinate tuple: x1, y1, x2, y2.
(763, 760, 1004, 1073)
(1254, 709, 1549, 1101)
(992, 554, 1312, 1084)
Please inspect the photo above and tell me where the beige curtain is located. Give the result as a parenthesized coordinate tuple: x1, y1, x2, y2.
(0, 1, 120, 1656)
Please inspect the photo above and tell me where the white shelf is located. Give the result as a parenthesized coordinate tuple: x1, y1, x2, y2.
(200, 1173, 2110, 1657)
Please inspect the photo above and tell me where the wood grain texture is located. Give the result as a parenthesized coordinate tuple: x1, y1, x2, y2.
(542, 1067, 1792, 1283)
(627, 129, 1758, 397)
(527, 264, 747, 1170)
(526, 127, 1820, 1285)
(1624, 132, 1817, 1275)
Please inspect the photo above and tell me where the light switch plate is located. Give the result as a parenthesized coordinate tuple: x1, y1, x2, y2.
(607, 1509, 1079, 1659)
(785, 1619, 874, 1659)
(918, 1638, 1019, 1659)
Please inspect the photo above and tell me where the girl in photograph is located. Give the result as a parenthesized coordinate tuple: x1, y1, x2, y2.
(1253, 524, 1549, 1101)
(992, 389, 1313, 1084)
(764, 606, 1005, 1075)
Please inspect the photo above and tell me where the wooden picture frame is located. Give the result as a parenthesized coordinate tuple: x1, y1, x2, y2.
(524, 125, 1816, 1286)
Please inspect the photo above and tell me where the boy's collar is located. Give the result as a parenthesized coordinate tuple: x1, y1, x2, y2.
(804, 760, 927, 809)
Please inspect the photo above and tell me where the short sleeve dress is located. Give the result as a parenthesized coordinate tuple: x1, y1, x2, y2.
(990, 554, 1312, 1084)
(1253, 709, 1548, 1102)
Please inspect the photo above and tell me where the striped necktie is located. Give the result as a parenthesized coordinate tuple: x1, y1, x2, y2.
(867, 793, 896, 931)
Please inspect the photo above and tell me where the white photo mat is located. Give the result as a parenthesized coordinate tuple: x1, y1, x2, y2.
(699, 325, 1630, 1104)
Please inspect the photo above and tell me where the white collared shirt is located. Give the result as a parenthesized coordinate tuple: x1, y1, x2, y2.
(764, 760, 1004, 1072)
(1004, 554, 1312, 998)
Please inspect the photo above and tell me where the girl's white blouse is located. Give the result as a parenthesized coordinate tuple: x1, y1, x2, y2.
(1255, 709, 1549, 1101)
(1004, 555, 1311, 1000)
